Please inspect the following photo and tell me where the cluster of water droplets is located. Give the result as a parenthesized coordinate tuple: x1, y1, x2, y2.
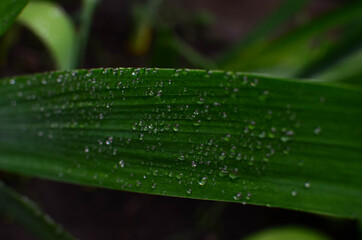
(0, 67, 322, 204)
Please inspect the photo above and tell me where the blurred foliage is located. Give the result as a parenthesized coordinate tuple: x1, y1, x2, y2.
(17, 1, 76, 70)
(0, 0, 28, 37)
(243, 226, 329, 240)
(0, 181, 75, 240)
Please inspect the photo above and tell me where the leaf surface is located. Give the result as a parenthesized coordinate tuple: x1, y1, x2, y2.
(0, 68, 361, 218)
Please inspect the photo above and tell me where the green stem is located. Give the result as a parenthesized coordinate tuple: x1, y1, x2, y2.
(72, 0, 99, 68)
(171, 35, 216, 69)
(218, 0, 308, 66)
(0, 180, 76, 240)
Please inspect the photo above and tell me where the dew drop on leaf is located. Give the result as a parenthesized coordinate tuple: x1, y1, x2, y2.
(233, 192, 242, 200)
(119, 160, 125, 168)
(191, 161, 197, 168)
(314, 127, 322, 135)
(198, 176, 208, 186)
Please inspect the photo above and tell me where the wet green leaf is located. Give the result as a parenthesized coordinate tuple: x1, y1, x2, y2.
(0, 68, 361, 218)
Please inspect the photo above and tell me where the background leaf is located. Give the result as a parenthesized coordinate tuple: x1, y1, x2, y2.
(0, 68, 361, 219)
(297, 19, 362, 78)
(243, 226, 329, 240)
(17, 1, 76, 70)
(313, 49, 362, 85)
(220, 1, 362, 77)
(73, 0, 99, 68)
(218, 0, 308, 66)
(0, 181, 76, 240)
(0, 0, 28, 37)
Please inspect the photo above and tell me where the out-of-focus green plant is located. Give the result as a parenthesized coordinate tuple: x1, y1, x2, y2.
(17, 1, 76, 70)
(0, 181, 76, 240)
(0, 0, 28, 36)
(243, 226, 330, 240)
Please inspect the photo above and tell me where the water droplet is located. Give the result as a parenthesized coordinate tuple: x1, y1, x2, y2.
(219, 152, 226, 161)
(193, 120, 201, 126)
(186, 189, 192, 195)
(198, 176, 208, 186)
(250, 78, 258, 87)
(304, 182, 310, 188)
(173, 124, 180, 132)
(105, 136, 113, 145)
(233, 192, 242, 200)
(228, 168, 239, 180)
(136, 180, 142, 187)
(286, 130, 294, 136)
(119, 160, 125, 168)
(178, 154, 185, 161)
(291, 190, 298, 197)
(244, 192, 251, 200)
(197, 98, 205, 104)
(314, 127, 322, 135)
(280, 136, 291, 142)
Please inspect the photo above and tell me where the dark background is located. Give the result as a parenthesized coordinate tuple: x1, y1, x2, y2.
(0, 0, 360, 239)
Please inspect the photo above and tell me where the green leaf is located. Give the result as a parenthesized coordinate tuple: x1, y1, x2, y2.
(221, 1, 362, 76)
(218, 0, 308, 66)
(17, 1, 76, 70)
(313, 49, 362, 85)
(243, 226, 329, 240)
(297, 20, 362, 78)
(129, 0, 164, 55)
(73, 0, 99, 68)
(171, 34, 216, 69)
(0, 181, 76, 240)
(151, 27, 179, 68)
(0, 68, 361, 219)
(0, 0, 28, 37)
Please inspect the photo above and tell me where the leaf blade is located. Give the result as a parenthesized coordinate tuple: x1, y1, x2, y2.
(0, 68, 361, 218)
(0, 181, 76, 240)
(0, 0, 28, 37)
(243, 226, 330, 240)
(17, 1, 76, 70)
